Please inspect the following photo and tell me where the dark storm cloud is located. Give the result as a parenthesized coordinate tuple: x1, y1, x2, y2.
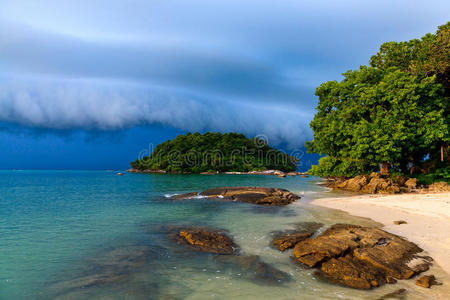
(0, 0, 448, 146)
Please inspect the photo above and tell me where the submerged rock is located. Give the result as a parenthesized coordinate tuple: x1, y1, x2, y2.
(293, 224, 431, 289)
(378, 288, 408, 299)
(169, 192, 199, 200)
(175, 228, 238, 254)
(214, 255, 290, 285)
(198, 186, 300, 205)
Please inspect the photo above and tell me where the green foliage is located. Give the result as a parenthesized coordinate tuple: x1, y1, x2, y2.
(415, 167, 450, 185)
(131, 132, 297, 173)
(308, 156, 374, 178)
(307, 22, 450, 178)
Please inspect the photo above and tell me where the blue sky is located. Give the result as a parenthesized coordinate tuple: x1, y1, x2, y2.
(0, 0, 449, 169)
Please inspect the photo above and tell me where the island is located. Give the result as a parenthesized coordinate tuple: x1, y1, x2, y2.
(129, 132, 298, 174)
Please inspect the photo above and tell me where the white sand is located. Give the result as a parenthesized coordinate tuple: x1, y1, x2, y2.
(312, 192, 450, 274)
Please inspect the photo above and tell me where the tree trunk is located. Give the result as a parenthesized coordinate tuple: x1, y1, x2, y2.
(380, 162, 389, 175)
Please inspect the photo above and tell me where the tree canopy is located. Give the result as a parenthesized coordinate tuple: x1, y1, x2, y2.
(307, 22, 449, 181)
(131, 132, 297, 173)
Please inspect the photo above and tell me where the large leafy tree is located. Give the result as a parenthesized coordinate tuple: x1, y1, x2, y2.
(307, 23, 449, 177)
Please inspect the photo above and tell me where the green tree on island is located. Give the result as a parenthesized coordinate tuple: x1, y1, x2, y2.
(307, 22, 449, 182)
(131, 132, 297, 173)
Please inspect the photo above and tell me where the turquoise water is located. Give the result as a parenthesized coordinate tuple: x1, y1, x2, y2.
(0, 171, 447, 299)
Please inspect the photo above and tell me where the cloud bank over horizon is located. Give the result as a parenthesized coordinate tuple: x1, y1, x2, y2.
(0, 0, 449, 148)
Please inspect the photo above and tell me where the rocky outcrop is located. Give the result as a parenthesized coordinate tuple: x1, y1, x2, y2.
(175, 228, 238, 254)
(170, 187, 300, 205)
(272, 231, 313, 251)
(328, 173, 404, 194)
(199, 187, 300, 205)
(293, 224, 431, 289)
(428, 181, 450, 192)
(214, 255, 290, 285)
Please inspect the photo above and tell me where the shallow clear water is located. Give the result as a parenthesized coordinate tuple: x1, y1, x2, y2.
(0, 171, 448, 299)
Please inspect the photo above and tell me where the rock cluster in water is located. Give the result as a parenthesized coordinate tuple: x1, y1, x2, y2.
(291, 224, 433, 289)
(170, 186, 300, 206)
(176, 228, 238, 254)
(169, 226, 290, 285)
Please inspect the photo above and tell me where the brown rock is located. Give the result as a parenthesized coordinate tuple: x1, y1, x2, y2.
(428, 181, 450, 192)
(416, 275, 439, 288)
(404, 178, 417, 189)
(393, 175, 409, 186)
(393, 220, 407, 225)
(346, 175, 368, 192)
(272, 231, 313, 251)
(361, 178, 400, 194)
(199, 187, 300, 205)
(176, 229, 238, 254)
(370, 172, 381, 179)
(293, 224, 430, 289)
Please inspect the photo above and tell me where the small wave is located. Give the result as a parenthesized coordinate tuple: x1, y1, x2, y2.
(164, 193, 179, 198)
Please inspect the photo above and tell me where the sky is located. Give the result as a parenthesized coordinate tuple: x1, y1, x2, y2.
(0, 0, 449, 170)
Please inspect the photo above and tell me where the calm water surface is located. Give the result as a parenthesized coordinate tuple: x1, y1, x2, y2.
(0, 171, 448, 299)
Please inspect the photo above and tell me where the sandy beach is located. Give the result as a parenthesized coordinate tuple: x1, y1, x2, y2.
(312, 192, 450, 274)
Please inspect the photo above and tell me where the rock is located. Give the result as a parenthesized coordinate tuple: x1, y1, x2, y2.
(176, 228, 238, 254)
(198, 187, 300, 205)
(272, 231, 313, 251)
(415, 275, 440, 288)
(361, 178, 400, 194)
(214, 255, 290, 285)
(370, 172, 381, 179)
(346, 175, 368, 192)
(378, 288, 407, 299)
(300, 175, 308, 178)
(393, 175, 409, 186)
(293, 224, 430, 289)
(428, 181, 450, 192)
(287, 172, 299, 176)
(404, 178, 417, 189)
(393, 220, 407, 225)
(329, 175, 401, 194)
(169, 192, 199, 200)
(116, 172, 124, 176)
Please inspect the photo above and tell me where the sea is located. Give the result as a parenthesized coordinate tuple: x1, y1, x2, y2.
(0, 171, 448, 299)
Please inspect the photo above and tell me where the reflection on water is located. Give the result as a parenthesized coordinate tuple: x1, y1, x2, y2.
(0, 171, 448, 299)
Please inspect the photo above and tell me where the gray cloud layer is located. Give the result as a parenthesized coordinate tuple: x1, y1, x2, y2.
(0, 0, 448, 146)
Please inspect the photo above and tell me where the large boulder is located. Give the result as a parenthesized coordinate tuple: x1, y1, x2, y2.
(198, 187, 300, 205)
(345, 175, 369, 192)
(360, 178, 400, 194)
(293, 224, 431, 289)
(176, 228, 238, 254)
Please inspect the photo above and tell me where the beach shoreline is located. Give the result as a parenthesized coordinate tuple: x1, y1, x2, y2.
(312, 192, 450, 274)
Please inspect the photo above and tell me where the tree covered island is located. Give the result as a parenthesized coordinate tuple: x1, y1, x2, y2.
(306, 22, 449, 184)
(130, 132, 298, 173)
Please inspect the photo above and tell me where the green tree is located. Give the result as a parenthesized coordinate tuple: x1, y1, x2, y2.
(307, 23, 449, 177)
(131, 132, 298, 173)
